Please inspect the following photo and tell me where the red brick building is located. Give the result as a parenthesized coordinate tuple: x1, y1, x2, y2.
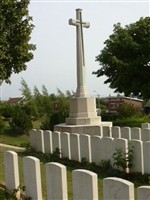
(7, 97, 25, 104)
(103, 96, 143, 113)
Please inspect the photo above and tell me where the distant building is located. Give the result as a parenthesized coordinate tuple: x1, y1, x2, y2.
(102, 96, 143, 113)
(7, 97, 25, 105)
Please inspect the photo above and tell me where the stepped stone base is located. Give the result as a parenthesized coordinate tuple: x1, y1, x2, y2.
(66, 96, 101, 125)
(54, 122, 112, 136)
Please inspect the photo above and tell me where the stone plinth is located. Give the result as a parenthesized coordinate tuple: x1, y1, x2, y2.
(54, 122, 112, 136)
(66, 96, 101, 125)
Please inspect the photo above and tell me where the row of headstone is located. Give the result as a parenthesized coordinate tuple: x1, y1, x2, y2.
(29, 130, 150, 174)
(4, 151, 150, 200)
(90, 123, 150, 140)
(111, 126, 150, 141)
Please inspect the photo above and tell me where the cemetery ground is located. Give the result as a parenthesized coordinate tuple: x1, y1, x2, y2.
(0, 121, 150, 199)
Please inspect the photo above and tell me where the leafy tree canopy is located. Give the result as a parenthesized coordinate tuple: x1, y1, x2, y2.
(93, 17, 150, 99)
(0, 0, 36, 84)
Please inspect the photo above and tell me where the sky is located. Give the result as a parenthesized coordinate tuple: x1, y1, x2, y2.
(0, 0, 149, 100)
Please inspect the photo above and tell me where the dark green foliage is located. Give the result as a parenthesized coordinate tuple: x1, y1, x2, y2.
(118, 103, 142, 118)
(0, 103, 14, 119)
(0, 0, 36, 83)
(113, 116, 150, 127)
(113, 148, 127, 170)
(9, 105, 32, 134)
(0, 116, 5, 134)
(41, 111, 68, 131)
(112, 142, 134, 171)
(3, 185, 32, 200)
(93, 17, 150, 99)
(20, 79, 70, 128)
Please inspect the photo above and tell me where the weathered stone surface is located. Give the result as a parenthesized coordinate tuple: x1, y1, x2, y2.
(73, 169, 98, 200)
(43, 130, 52, 154)
(141, 123, 150, 129)
(121, 127, 131, 140)
(101, 137, 114, 164)
(131, 127, 141, 140)
(91, 135, 101, 164)
(46, 162, 68, 200)
(70, 133, 81, 162)
(112, 126, 121, 138)
(23, 156, 42, 200)
(52, 131, 61, 156)
(61, 132, 71, 159)
(113, 138, 128, 172)
(103, 126, 112, 137)
(29, 129, 37, 150)
(137, 186, 150, 200)
(4, 151, 19, 190)
(143, 141, 150, 174)
(80, 134, 91, 162)
(141, 128, 150, 141)
(103, 177, 134, 200)
(130, 140, 144, 174)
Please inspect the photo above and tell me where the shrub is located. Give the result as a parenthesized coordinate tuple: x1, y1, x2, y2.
(41, 112, 67, 131)
(118, 103, 142, 118)
(3, 185, 32, 200)
(113, 116, 150, 127)
(112, 142, 134, 172)
(0, 116, 5, 134)
(9, 106, 32, 134)
(0, 103, 14, 119)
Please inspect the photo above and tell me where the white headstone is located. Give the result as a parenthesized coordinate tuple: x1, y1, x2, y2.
(4, 151, 19, 190)
(141, 128, 150, 141)
(70, 133, 81, 162)
(121, 127, 131, 140)
(23, 156, 42, 200)
(141, 123, 150, 129)
(46, 162, 68, 200)
(52, 131, 61, 156)
(113, 138, 128, 172)
(29, 129, 37, 149)
(130, 139, 144, 174)
(143, 141, 150, 174)
(61, 132, 71, 159)
(43, 130, 52, 154)
(112, 126, 121, 138)
(73, 169, 98, 200)
(103, 177, 134, 200)
(91, 135, 102, 164)
(137, 186, 150, 200)
(36, 130, 44, 153)
(103, 126, 112, 137)
(101, 137, 114, 164)
(131, 127, 141, 140)
(80, 134, 91, 162)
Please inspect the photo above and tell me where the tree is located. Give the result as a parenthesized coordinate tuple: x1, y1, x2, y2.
(0, 0, 36, 84)
(93, 17, 150, 99)
(20, 78, 32, 100)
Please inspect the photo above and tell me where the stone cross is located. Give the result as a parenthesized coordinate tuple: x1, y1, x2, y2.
(69, 9, 90, 97)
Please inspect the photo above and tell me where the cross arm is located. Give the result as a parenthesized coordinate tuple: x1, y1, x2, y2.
(69, 18, 90, 28)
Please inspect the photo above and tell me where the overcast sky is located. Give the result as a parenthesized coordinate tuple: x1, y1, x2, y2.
(1, 0, 149, 100)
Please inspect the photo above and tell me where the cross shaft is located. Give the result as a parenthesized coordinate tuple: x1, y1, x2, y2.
(69, 9, 90, 97)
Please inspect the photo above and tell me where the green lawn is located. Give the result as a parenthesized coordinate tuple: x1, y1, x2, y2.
(0, 146, 103, 199)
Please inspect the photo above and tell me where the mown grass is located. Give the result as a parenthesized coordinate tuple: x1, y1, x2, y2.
(0, 146, 103, 199)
